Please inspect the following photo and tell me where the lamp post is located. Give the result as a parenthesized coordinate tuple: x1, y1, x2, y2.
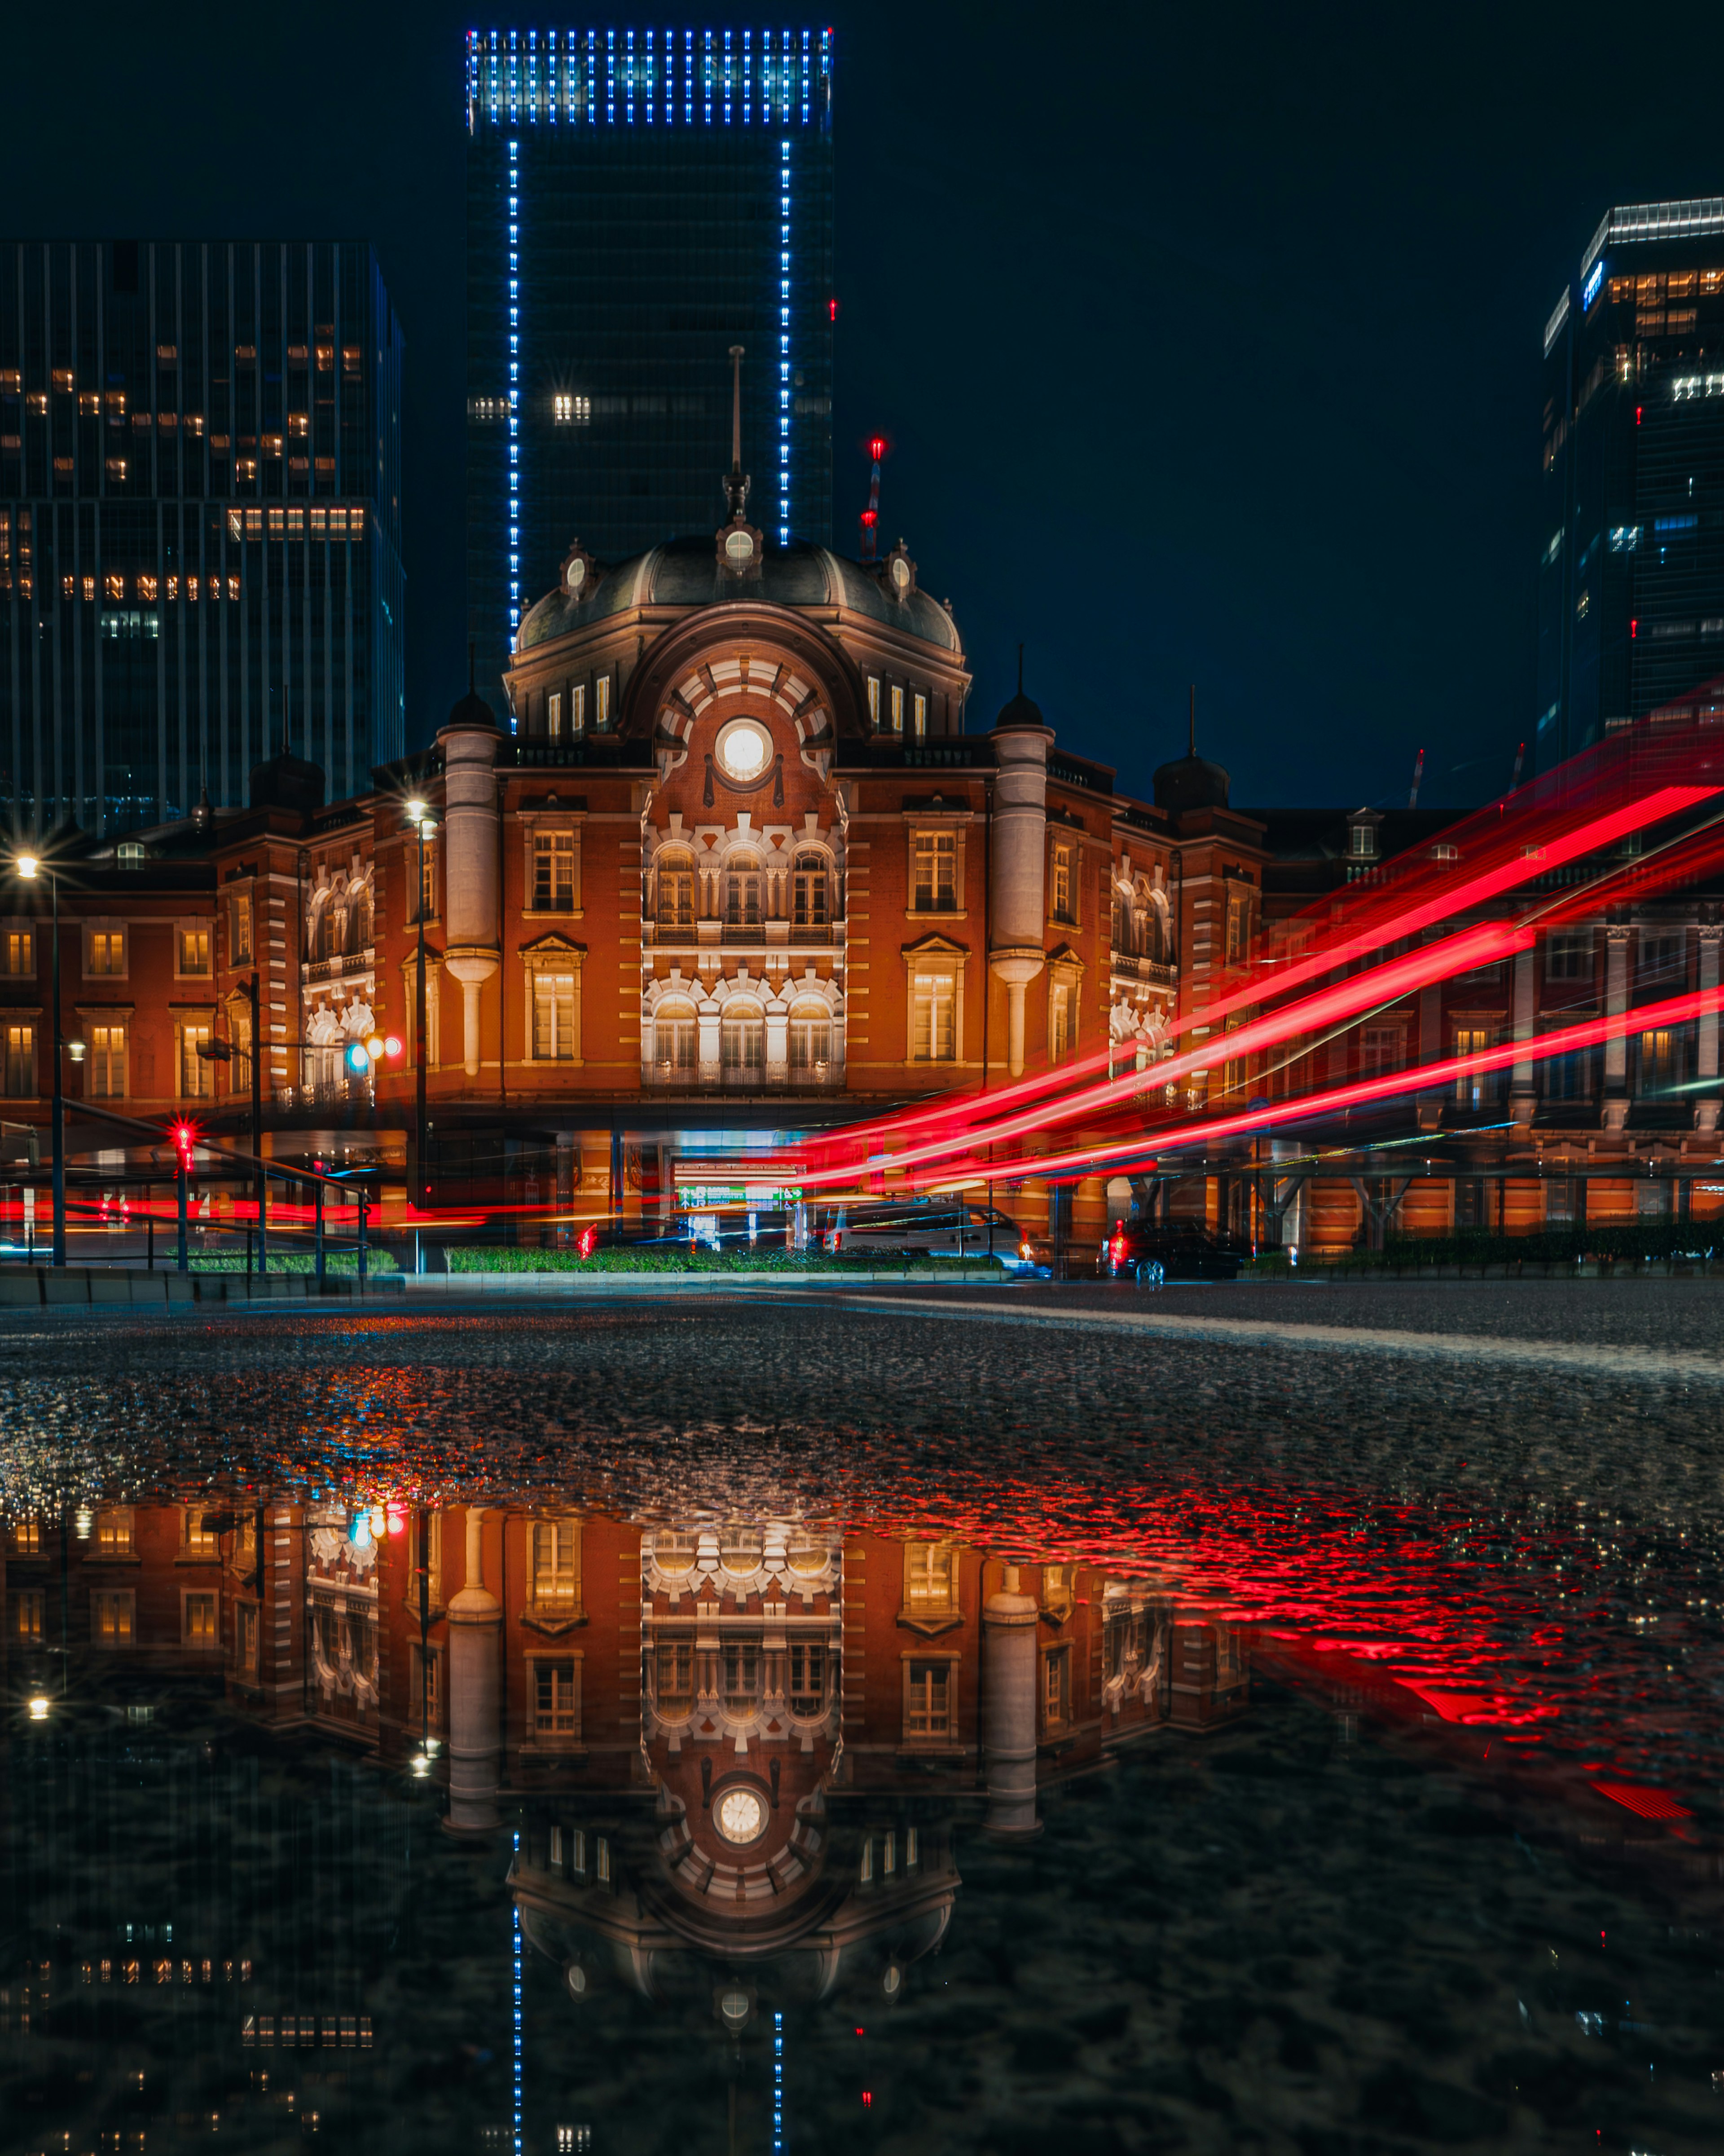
(15, 852, 64, 1267)
(406, 799, 436, 1272)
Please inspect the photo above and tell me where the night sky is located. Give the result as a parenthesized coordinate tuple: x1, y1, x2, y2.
(5, 0, 1724, 812)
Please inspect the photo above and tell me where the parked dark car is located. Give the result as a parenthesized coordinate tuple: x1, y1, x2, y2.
(1098, 1222, 1250, 1282)
(820, 1199, 1026, 1267)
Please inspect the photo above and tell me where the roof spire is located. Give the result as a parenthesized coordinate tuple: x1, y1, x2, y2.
(469, 640, 476, 697)
(724, 344, 751, 520)
(1018, 643, 1025, 696)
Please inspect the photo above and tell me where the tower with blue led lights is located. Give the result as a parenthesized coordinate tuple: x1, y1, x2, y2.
(465, 26, 835, 720)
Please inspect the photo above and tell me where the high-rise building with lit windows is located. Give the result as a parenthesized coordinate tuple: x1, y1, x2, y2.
(1536, 198, 1724, 772)
(0, 240, 404, 836)
(465, 26, 835, 722)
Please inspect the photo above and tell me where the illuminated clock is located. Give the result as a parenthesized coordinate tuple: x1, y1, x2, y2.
(716, 718, 771, 782)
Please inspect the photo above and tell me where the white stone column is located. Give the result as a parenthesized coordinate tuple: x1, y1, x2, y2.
(445, 1508, 502, 1834)
(1603, 926, 1631, 1130)
(439, 711, 502, 1079)
(1509, 945, 1537, 1123)
(981, 1566, 1041, 1839)
(1698, 927, 1721, 1133)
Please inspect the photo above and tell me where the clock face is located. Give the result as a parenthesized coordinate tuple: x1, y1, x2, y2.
(716, 719, 771, 782)
(724, 527, 756, 564)
(565, 556, 586, 594)
(715, 1788, 765, 1844)
(890, 556, 910, 590)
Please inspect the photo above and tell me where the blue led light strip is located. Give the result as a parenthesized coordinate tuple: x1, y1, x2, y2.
(474, 25, 827, 127)
(773, 2009, 785, 2152)
(507, 135, 520, 652)
(779, 135, 792, 545)
(512, 1831, 524, 2156)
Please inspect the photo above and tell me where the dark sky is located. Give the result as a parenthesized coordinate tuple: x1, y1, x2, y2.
(6, 0, 1724, 810)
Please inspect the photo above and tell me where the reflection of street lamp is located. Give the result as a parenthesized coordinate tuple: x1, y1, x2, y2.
(405, 800, 437, 1266)
(14, 851, 64, 1266)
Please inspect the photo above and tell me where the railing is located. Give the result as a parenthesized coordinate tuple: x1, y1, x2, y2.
(904, 744, 983, 767)
(644, 1061, 843, 1090)
(1110, 952, 1177, 987)
(303, 948, 376, 983)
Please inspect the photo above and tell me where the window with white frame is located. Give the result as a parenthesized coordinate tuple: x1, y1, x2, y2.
(788, 1640, 826, 1717)
(87, 926, 126, 977)
(1, 923, 33, 976)
(912, 830, 957, 912)
(96, 1507, 134, 1556)
(890, 683, 904, 733)
(531, 971, 578, 1062)
(183, 1592, 219, 1649)
(530, 1657, 580, 1743)
(656, 851, 695, 930)
(15, 1588, 44, 1643)
(1049, 977, 1075, 1063)
(788, 1000, 831, 1076)
(177, 926, 211, 976)
(792, 851, 828, 929)
(866, 676, 880, 727)
(724, 855, 763, 928)
(904, 1657, 953, 1741)
(1050, 840, 1074, 925)
(3, 1022, 35, 1096)
(1452, 1026, 1499, 1106)
(1042, 1643, 1072, 1732)
(179, 1020, 212, 1097)
(92, 1590, 135, 1646)
(654, 1001, 697, 1074)
(655, 1638, 694, 1714)
(532, 830, 576, 912)
(595, 675, 611, 729)
(1361, 1025, 1401, 1077)
(530, 1518, 581, 1609)
(903, 1542, 958, 1616)
(720, 1007, 765, 1076)
(183, 1507, 219, 1559)
(546, 690, 563, 737)
(721, 1637, 760, 1713)
(231, 891, 253, 964)
(88, 1023, 126, 1098)
(913, 691, 928, 739)
(910, 971, 957, 1062)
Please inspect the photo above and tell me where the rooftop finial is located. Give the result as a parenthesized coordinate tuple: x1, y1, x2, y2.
(1017, 643, 1025, 696)
(1188, 683, 1196, 760)
(723, 344, 751, 519)
(468, 640, 476, 697)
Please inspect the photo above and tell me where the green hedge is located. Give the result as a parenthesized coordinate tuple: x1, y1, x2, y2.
(442, 1244, 1015, 1275)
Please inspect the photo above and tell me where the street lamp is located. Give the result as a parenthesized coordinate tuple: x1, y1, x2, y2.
(14, 851, 65, 1267)
(405, 799, 437, 1272)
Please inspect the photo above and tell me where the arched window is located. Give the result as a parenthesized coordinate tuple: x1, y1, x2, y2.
(792, 851, 828, 930)
(657, 849, 694, 930)
(350, 885, 374, 951)
(654, 1000, 696, 1075)
(314, 900, 343, 960)
(1112, 889, 1133, 956)
(788, 999, 831, 1077)
(725, 853, 762, 929)
(720, 1005, 764, 1077)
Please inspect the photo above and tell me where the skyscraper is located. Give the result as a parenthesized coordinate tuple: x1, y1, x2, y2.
(1537, 197, 1724, 772)
(465, 26, 835, 720)
(0, 240, 404, 837)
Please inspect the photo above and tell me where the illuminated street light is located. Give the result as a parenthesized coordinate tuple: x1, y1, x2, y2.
(27, 1696, 49, 1721)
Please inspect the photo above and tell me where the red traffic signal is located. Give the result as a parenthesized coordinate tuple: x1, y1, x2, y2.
(169, 1120, 198, 1169)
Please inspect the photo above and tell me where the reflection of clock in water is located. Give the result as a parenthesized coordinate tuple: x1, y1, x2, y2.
(724, 527, 756, 565)
(716, 719, 771, 782)
(565, 556, 587, 595)
(890, 555, 911, 591)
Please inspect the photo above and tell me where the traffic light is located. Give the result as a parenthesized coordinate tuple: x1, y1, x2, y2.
(170, 1120, 198, 1172)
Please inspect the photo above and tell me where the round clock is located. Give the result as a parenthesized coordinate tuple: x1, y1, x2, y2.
(715, 1787, 765, 1844)
(724, 527, 756, 564)
(565, 556, 587, 595)
(890, 555, 911, 591)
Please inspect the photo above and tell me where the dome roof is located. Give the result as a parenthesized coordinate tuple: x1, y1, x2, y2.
(443, 684, 500, 732)
(1152, 752, 1231, 815)
(515, 535, 962, 657)
(993, 688, 1047, 731)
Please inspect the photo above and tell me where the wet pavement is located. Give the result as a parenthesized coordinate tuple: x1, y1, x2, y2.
(1, 1281, 1721, 2152)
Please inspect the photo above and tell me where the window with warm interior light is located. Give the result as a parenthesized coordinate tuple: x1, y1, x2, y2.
(178, 926, 210, 975)
(3, 926, 32, 975)
(182, 1508, 219, 1559)
(3, 1023, 35, 1096)
(724, 855, 762, 928)
(231, 892, 253, 964)
(792, 852, 827, 930)
(1042, 1643, 1072, 1731)
(1050, 979, 1073, 1063)
(721, 1637, 760, 1712)
(903, 1542, 958, 1615)
(904, 1658, 952, 1740)
(88, 928, 125, 976)
(238, 1602, 259, 1674)
(910, 972, 956, 1062)
(88, 1025, 126, 1100)
(179, 1023, 212, 1098)
(655, 1639, 694, 1714)
(788, 1641, 826, 1716)
(788, 1001, 831, 1077)
(530, 1519, 580, 1609)
(1361, 1025, 1401, 1078)
(13, 1519, 41, 1554)
(656, 851, 694, 930)
(913, 691, 928, 739)
(92, 1590, 135, 1645)
(15, 1588, 44, 1643)
(1452, 1027, 1498, 1107)
(531, 972, 577, 1062)
(545, 690, 563, 737)
(595, 675, 610, 728)
(866, 676, 880, 727)
(531, 1658, 579, 1741)
(720, 1007, 765, 1076)
(96, 1508, 133, 1556)
(184, 1592, 218, 1649)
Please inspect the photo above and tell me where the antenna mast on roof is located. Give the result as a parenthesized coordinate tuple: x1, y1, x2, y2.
(860, 434, 884, 561)
(723, 345, 750, 520)
(1407, 746, 1425, 809)
(1510, 739, 1526, 789)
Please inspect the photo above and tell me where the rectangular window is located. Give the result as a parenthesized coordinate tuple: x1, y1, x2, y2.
(532, 1659, 579, 1742)
(913, 691, 928, 739)
(96, 1507, 133, 1556)
(1452, 1027, 1498, 1107)
(533, 831, 576, 910)
(905, 1659, 951, 1740)
(788, 1641, 826, 1717)
(720, 1012, 765, 1072)
(1051, 842, 1073, 924)
(1638, 933, 1684, 987)
(1225, 895, 1248, 964)
(595, 675, 610, 728)
(1050, 979, 1072, 1062)
(532, 973, 577, 1062)
(904, 1542, 958, 1614)
(1638, 1027, 1681, 1094)
(87, 1024, 126, 1099)
(89, 928, 125, 976)
(3, 926, 33, 974)
(571, 683, 586, 734)
(1361, 1025, 1401, 1077)
(15, 1588, 44, 1643)
(531, 1519, 580, 1608)
(1042, 1645, 1072, 1731)
(890, 683, 904, 733)
(237, 1602, 259, 1674)
(655, 1639, 694, 1713)
(721, 1639, 760, 1712)
(546, 690, 563, 738)
(184, 1592, 218, 1649)
(92, 1590, 135, 1646)
(910, 974, 956, 1062)
(180, 1023, 212, 1098)
(178, 926, 210, 975)
(13, 1520, 40, 1554)
(232, 892, 253, 964)
(417, 845, 436, 924)
(183, 1507, 219, 1559)
(3, 1023, 35, 1096)
(912, 831, 957, 911)
(867, 676, 880, 727)
(1544, 930, 1592, 983)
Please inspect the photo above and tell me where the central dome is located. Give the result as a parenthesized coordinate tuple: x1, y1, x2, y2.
(515, 535, 961, 658)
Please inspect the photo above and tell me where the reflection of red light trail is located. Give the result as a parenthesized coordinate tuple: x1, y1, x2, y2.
(797, 919, 1535, 1190)
(806, 770, 1724, 1173)
(897, 983, 1722, 1187)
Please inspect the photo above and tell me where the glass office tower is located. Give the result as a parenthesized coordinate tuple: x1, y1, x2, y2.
(0, 241, 404, 836)
(1536, 198, 1724, 772)
(466, 27, 835, 719)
